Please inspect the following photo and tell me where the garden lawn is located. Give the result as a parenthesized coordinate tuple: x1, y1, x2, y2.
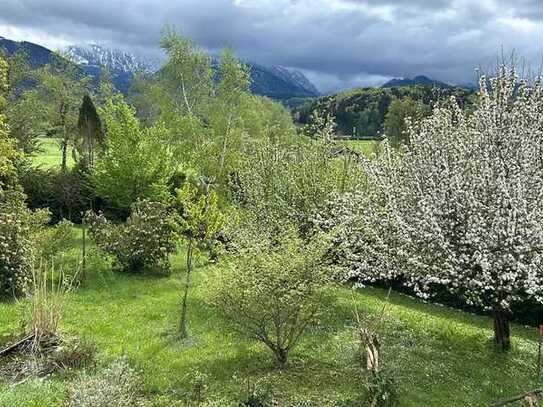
(0, 248, 540, 406)
(31, 137, 74, 169)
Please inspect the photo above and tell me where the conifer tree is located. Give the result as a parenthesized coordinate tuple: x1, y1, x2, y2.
(76, 94, 104, 168)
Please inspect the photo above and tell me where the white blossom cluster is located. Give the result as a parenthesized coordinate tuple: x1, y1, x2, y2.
(327, 67, 543, 312)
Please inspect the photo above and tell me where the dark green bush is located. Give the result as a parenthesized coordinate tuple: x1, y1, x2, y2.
(86, 199, 177, 274)
(20, 163, 95, 223)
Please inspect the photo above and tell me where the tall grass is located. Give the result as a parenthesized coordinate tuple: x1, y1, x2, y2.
(26, 261, 78, 352)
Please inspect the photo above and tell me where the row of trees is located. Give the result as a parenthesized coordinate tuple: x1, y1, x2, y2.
(294, 84, 473, 139)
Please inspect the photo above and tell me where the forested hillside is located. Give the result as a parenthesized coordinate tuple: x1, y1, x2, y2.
(294, 85, 474, 139)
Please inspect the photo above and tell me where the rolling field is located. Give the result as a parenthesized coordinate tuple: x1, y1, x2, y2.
(340, 139, 380, 157)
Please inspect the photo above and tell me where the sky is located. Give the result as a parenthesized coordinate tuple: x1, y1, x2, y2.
(1, 0, 542, 92)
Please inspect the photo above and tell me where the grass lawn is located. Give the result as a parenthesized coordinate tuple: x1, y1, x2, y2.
(31, 137, 375, 169)
(31, 138, 74, 169)
(340, 139, 379, 158)
(0, 243, 540, 406)
(4, 139, 541, 405)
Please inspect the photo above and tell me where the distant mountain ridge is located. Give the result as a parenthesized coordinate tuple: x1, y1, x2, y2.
(382, 75, 451, 88)
(0, 36, 55, 67)
(1, 37, 320, 102)
(66, 44, 160, 73)
(246, 63, 320, 100)
(265, 65, 320, 96)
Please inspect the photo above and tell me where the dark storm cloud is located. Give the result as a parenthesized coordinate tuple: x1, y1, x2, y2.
(1, 0, 542, 92)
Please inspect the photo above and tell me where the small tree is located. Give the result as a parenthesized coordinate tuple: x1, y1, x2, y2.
(5, 51, 43, 154)
(34, 54, 90, 172)
(207, 228, 332, 367)
(93, 97, 174, 213)
(344, 66, 543, 350)
(174, 179, 224, 338)
(0, 54, 18, 182)
(159, 27, 213, 118)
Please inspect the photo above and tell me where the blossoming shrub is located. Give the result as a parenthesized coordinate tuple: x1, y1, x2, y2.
(0, 190, 49, 298)
(334, 66, 543, 350)
(86, 200, 176, 274)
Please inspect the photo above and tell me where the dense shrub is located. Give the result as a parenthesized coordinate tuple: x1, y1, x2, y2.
(207, 228, 332, 366)
(20, 163, 95, 223)
(0, 189, 48, 298)
(33, 218, 75, 260)
(86, 199, 176, 274)
(234, 117, 361, 235)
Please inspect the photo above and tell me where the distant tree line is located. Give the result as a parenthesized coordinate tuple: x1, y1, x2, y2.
(294, 85, 475, 140)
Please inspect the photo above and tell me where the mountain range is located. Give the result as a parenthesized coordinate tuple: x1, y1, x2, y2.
(0, 37, 320, 102)
(0, 36, 55, 67)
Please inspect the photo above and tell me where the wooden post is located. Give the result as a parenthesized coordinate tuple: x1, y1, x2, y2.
(81, 216, 86, 283)
(538, 325, 542, 380)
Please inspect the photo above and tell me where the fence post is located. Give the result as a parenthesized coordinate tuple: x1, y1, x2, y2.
(81, 215, 86, 283)
(538, 325, 542, 380)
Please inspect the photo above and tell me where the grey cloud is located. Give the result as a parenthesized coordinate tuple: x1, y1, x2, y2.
(1, 0, 542, 92)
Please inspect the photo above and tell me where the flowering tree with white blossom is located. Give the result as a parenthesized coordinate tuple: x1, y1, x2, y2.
(336, 66, 543, 350)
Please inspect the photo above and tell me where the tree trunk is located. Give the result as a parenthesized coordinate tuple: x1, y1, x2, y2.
(60, 138, 68, 172)
(218, 115, 232, 180)
(180, 238, 193, 339)
(81, 218, 87, 283)
(275, 348, 289, 368)
(492, 308, 511, 351)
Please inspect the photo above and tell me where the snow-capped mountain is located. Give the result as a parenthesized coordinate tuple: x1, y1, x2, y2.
(1, 37, 320, 103)
(270, 65, 320, 96)
(67, 44, 319, 100)
(246, 62, 320, 100)
(66, 44, 159, 73)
